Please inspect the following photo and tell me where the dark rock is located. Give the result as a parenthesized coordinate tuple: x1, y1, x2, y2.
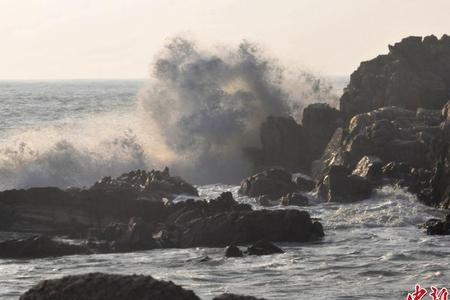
(343, 107, 432, 168)
(340, 35, 450, 119)
(110, 217, 158, 252)
(318, 165, 372, 203)
(174, 208, 324, 248)
(213, 294, 267, 300)
(20, 273, 200, 300)
(246, 240, 284, 256)
(302, 103, 343, 160)
(423, 215, 450, 235)
(256, 195, 278, 207)
(352, 156, 383, 183)
(0, 168, 196, 236)
(238, 168, 296, 199)
(280, 192, 309, 206)
(295, 176, 316, 192)
(0, 235, 90, 259)
(225, 245, 244, 258)
(92, 168, 198, 200)
(259, 116, 307, 170)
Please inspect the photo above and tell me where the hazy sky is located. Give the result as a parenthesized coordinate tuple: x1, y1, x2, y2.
(1, 0, 449, 79)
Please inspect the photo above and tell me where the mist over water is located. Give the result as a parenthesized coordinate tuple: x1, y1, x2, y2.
(0, 38, 339, 189)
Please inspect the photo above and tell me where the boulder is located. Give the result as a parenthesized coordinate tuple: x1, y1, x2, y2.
(280, 192, 309, 206)
(213, 294, 267, 300)
(225, 245, 244, 258)
(340, 35, 450, 119)
(0, 235, 90, 259)
(20, 273, 200, 300)
(246, 240, 284, 256)
(238, 168, 297, 199)
(318, 165, 372, 203)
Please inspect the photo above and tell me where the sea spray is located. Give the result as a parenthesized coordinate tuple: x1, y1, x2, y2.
(0, 37, 338, 189)
(138, 37, 337, 183)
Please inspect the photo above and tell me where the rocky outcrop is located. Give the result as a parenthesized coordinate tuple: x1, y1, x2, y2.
(302, 103, 342, 160)
(253, 104, 341, 173)
(340, 35, 450, 118)
(318, 165, 372, 203)
(0, 235, 90, 259)
(20, 273, 201, 300)
(238, 168, 297, 199)
(259, 116, 306, 170)
(92, 168, 198, 200)
(314, 106, 441, 180)
(0, 168, 197, 235)
(422, 215, 450, 235)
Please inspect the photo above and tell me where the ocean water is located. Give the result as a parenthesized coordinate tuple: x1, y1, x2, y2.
(0, 80, 449, 300)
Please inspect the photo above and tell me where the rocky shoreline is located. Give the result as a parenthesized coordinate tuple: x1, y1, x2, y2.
(2, 34, 450, 299)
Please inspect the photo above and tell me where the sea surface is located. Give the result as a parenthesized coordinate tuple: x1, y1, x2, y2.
(0, 79, 449, 300)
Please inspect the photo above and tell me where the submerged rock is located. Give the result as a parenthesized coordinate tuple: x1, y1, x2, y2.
(246, 240, 284, 256)
(238, 168, 297, 199)
(213, 294, 267, 300)
(20, 273, 200, 300)
(225, 245, 244, 258)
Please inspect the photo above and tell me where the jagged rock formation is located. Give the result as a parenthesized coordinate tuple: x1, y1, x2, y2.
(92, 168, 198, 199)
(0, 169, 197, 236)
(340, 35, 450, 118)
